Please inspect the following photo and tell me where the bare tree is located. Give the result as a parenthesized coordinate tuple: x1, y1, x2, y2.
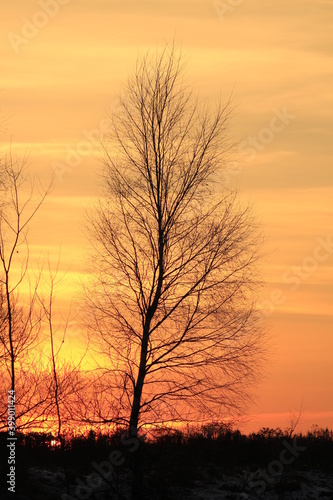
(287, 400, 304, 439)
(0, 153, 51, 429)
(86, 46, 264, 443)
(37, 259, 84, 494)
(37, 258, 89, 436)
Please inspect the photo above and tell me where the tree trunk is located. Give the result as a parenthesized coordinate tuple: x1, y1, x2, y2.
(128, 325, 149, 500)
(5, 274, 15, 394)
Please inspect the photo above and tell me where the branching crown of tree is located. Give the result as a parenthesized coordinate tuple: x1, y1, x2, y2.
(86, 46, 264, 434)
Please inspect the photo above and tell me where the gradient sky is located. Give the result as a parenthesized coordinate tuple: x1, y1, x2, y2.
(1, 0, 332, 433)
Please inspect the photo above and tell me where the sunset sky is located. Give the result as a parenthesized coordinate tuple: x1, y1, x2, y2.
(1, 0, 332, 433)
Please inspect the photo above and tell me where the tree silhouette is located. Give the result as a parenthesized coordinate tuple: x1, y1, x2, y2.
(86, 46, 264, 444)
(0, 154, 51, 430)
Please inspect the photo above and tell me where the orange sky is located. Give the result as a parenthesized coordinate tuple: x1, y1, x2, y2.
(1, 0, 332, 433)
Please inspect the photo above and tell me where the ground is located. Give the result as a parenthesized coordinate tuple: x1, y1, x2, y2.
(9, 465, 332, 499)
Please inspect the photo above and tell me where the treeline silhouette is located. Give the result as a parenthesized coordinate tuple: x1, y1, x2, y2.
(1, 423, 332, 499)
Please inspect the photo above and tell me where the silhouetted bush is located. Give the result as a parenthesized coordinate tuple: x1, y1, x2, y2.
(1, 424, 332, 499)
